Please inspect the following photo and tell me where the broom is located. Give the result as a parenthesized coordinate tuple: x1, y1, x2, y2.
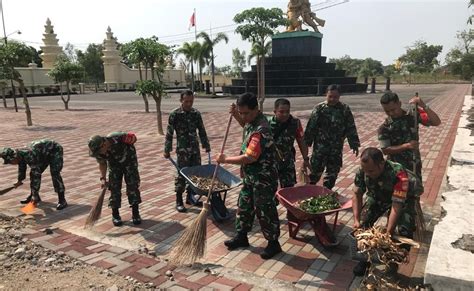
(169, 114, 233, 266)
(84, 187, 107, 228)
(0, 186, 15, 196)
(412, 92, 425, 241)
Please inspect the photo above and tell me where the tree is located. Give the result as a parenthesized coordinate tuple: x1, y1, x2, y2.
(121, 38, 151, 112)
(0, 41, 33, 125)
(64, 42, 78, 63)
(446, 30, 474, 80)
(234, 7, 288, 111)
(47, 57, 83, 110)
(468, 0, 473, 24)
(398, 41, 443, 74)
(195, 41, 210, 90)
(329, 55, 365, 76)
(197, 31, 229, 95)
(178, 41, 202, 92)
(232, 48, 246, 77)
(358, 58, 384, 79)
(77, 44, 104, 91)
(134, 38, 170, 135)
(216, 65, 232, 76)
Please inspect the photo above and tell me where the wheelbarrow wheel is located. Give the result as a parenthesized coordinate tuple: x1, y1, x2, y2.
(210, 192, 230, 223)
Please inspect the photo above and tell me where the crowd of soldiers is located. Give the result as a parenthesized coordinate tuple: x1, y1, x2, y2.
(0, 85, 440, 275)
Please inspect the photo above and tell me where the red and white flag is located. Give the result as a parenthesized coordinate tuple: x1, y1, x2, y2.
(188, 11, 196, 31)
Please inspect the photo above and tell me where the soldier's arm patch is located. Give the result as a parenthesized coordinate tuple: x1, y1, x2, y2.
(123, 133, 137, 145)
(393, 171, 409, 202)
(245, 133, 262, 160)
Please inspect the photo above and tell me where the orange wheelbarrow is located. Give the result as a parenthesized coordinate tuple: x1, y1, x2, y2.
(276, 185, 352, 247)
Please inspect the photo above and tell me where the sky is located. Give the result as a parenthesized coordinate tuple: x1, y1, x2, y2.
(2, 0, 472, 69)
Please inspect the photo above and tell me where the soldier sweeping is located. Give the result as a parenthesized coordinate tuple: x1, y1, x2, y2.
(304, 84, 360, 189)
(378, 92, 441, 181)
(268, 98, 309, 188)
(0, 139, 68, 210)
(351, 147, 423, 276)
(88, 132, 141, 226)
(218, 92, 281, 260)
(164, 90, 211, 213)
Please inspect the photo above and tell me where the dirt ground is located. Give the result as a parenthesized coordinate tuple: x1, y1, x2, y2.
(0, 214, 149, 290)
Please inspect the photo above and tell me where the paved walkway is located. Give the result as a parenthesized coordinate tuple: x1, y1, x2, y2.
(0, 84, 469, 290)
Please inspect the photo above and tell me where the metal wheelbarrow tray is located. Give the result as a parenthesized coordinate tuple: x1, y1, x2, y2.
(276, 185, 352, 247)
(180, 163, 242, 222)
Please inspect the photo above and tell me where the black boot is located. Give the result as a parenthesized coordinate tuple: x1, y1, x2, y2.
(175, 192, 187, 213)
(260, 240, 282, 259)
(132, 204, 142, 225)
(224, 232, 249, 250)
(353, 261, 370, 276)
(20, 194, 41, 204)
(112, 208, 123, 226)
(56, 193, 68, 210)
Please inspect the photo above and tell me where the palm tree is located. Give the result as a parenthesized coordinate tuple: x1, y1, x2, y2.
(248, 41, 272, 110)
(178, 41, 202, 91)
(197, 32, 229, 94)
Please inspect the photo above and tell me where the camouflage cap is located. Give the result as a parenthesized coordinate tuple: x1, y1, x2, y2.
(88, 135, 105, 157)
(0, 147, 16, 164)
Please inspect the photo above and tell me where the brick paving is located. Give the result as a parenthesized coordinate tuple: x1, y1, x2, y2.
(0, 84, 469, 290)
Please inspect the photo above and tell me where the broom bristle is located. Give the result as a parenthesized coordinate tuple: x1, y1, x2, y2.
(84, 188, 106, 228)
(169, 204, 209, 266)
(414, 198, 425, 241)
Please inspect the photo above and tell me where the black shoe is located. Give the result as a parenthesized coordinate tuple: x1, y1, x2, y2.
(20, 194, 41, 204)
(56, 200, 68, 210)
(112, 208, 123, 227)
(132, 205, 142, 225)
(176, 203, 187, 213)
(260, 240, 282, 260)
(353, 261, 370, 276)
(384, 263, 399, 277)
(224, 233, 249, 250)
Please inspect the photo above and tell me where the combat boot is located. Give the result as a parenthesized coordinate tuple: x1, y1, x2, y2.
(112, 208, 123, 226)
(260, 240, 282, 259)
(20, 194, 41, 204)
(56, 192, 68, 210)
(175, 192, 187, 213)
(132, 204, 142, 225)
(224, 232, 249, 250)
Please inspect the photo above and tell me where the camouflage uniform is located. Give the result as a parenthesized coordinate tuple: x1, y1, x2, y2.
(354, 160, 423, 238)
(16, 139, 65, 198)
(93, 132, 141, 209)
(164, 107, 210, 194)
(267, 115, 304, 188)
(237, 112, 280, 241)
(378, 108, 431, 181)
(304, 101, 360, 189)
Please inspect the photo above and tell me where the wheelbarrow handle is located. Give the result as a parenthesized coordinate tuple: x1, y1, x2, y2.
(168, 157, 180, 171)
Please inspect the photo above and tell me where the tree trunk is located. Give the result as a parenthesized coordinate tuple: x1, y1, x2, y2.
(211, 50, 216, 95)
(138, 64, 149, 113)
(190, 62, 195, 92)
(152, 93, 164, 135)
(18, 79, 33, 126)
(259, 55, 266, 112)
(256, 56, 260, 99)
(2, 87, 6, 108)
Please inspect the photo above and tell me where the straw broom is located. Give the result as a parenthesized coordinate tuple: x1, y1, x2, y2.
(84, 187, 107, 228)
(169, 114, 233, 266)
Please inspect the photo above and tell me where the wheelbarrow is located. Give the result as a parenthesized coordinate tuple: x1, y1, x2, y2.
(168, 154, 242, 222)
(276, 185, 352, 247)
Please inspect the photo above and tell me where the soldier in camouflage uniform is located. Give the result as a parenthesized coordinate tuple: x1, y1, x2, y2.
(304, 84, 360, 189)
(268, 98, 309, 188)
(88, 132, 141, 226)
(378, 92, 441, 181)
(163, 90, 211, 213)
(218, 92, 281, 260)
(351, 147, 423, 276)
(0, 140, 67, 210)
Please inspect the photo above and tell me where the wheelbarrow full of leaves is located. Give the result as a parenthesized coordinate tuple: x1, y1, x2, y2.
(169, 155, 241, 222)
(276, 185, 352, 247)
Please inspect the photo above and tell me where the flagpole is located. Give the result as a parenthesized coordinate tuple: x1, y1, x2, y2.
(194, 8, 197, 41)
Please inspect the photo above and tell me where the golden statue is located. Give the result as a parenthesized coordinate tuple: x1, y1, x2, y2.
(287, 0, 326, 32)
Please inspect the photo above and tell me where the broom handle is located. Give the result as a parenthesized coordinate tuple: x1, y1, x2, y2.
(204, 114, 233, 204)
(413, 92, 419, 173)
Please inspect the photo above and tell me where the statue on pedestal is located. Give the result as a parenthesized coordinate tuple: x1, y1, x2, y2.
(286, 0, 326, 32)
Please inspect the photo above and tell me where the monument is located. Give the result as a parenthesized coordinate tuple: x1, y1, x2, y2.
(223, 0, 368, 96)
